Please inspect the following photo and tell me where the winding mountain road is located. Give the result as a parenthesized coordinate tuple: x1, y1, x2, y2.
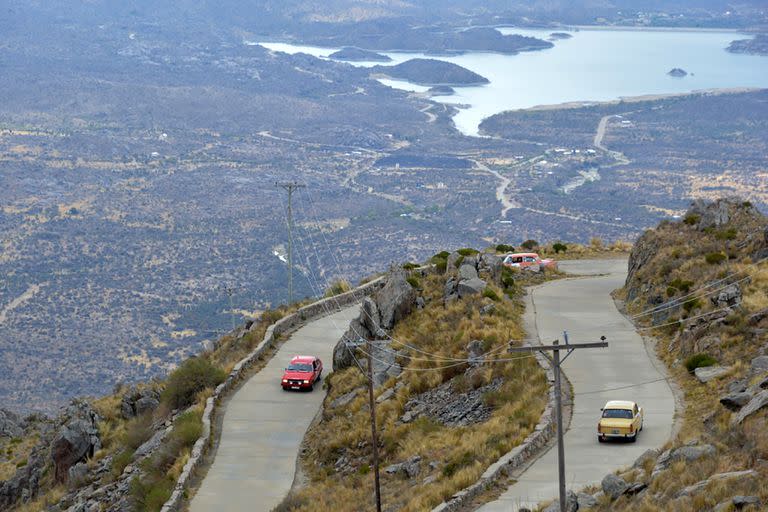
(189, 305, 360, 512)
(477, 259, 676, 511)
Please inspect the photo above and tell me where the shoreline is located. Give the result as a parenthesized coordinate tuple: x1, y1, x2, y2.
(515, 87, 764, 113)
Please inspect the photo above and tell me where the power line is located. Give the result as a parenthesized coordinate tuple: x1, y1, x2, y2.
(276, 181, 306, 304)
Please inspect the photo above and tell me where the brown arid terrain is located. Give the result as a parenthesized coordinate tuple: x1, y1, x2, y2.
(574, 198, 768, 511)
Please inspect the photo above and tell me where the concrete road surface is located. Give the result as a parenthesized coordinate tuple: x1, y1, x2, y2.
(477, 259, 676, 511)
(190, 305, 360, 512)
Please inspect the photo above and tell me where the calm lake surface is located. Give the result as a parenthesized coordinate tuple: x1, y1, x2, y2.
(255, 28, 768, 136)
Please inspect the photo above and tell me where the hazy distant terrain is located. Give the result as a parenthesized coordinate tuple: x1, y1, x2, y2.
(0, 2, 766, 413)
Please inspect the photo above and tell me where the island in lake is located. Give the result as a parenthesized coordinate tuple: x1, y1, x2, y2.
(668, 67, 688, 77)
(329, 47, 391, 62)
(372, 59, 489, 86)
(549, 32, 573, 40)
(428, 85, 456, 96)
(727, 34, 768, 55)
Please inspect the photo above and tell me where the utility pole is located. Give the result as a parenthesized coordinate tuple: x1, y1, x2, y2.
(366, 337, 383, 512)
(225, 286, 236, 332)
(276, 181, 305, 304)
(508, 332, 607, 512)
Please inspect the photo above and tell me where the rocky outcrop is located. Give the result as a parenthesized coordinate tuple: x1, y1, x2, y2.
(0, 408, 23, 438)
(51, 402, 102, 483)
(400, 376, 502, 427)
(694, 365, 729, 383)
(676, 470, 757, 498)
(377, 270, 417, 329)
(652, 444, 716, 477)
(732, 389, 768, 425)
(121, 387, 161, 419)
(385, 455, 422, 479)
(601, 473, 629, 500)
(543, 490, 578, 512)
(711, 283, 742, 308)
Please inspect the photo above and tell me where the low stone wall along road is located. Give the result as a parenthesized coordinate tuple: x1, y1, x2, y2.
(189, 305, 360, 512)
(477, 259, 676, 512)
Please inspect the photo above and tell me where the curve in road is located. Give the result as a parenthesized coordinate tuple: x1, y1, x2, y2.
(477, 259, 676, 511)
(190, 305, 360, 512)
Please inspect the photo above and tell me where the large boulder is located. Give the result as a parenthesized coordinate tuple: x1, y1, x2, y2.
(121, 387, 161, 419)
(459, 263, 478, 281)
(360, 297, 383, 338)
(458, 277, 487, 298)
(732, 389, 768, 425)
(694, 365, 729, 383)
(751, 355, 768, 374)
(711, 283, 742, 308)
(478, 253, 503, 283)
(543, 491, 578, 512)
(51, 402, 101, 483)
(375, 270, 416, 329)
(0, 408, 23, 438)
(601, 473, 629, 500)
(686, 198, 733, 230)
(653, 444, 716, 476)
(720, 391, 753, 411)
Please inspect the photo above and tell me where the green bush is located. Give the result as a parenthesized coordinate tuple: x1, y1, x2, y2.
(442, 451, 474, 477)
(457, 247, 479, 256)
(111, 449, 134, 478)
(123, 415, 154, 450)
(405, 276, 421, 289)
(683, 214, 700, 225)
(434, 259, 447, 273)
(432, 251, 450, 260)
(482, 288, 501, 302)
(130, 474, 174, 512)
(520, 239, 538, 250)
(324, 279, 352, 297)
(552, 242, 568, 254)
(683, 297, 701, 313)
(161, 357, 226, 410)
(715, 228, 738, 241)
(668, 278, 694, 294)
(171, 411, 203, 448)
(705, 252, 727, 265)
(495, 244, 515, 253)
(401, 262, 419, 270)
(684, 353, 718, 373)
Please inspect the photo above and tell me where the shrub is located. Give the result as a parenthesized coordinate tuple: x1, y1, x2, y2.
(483, 288, 500, 302)
(683, 214, 700, 225)
(123, 415, 154, 450)
(130, 474, 174, 512)
(520, 239, 538, 251)
(495, 244, 514, 253)
(171, 411, 203, 448)
(405, 276, 421, 289)
(705, 252, 727, 265)
(434, 259, 447, 273)
(442, 451, 474, 477)
(589, 237, 604, 250)
(715, 228, 738, 241)
(669, 278, 694, 294)
(401, 262, 419, 271)
(111, 449, 134, 478)
(324, 279, 352, 297)
(432, 251, 450, 260)
(457, 247, 479, 256)
(684, 353, 718, 373)
(552, 242, 568, 254)
(683, 297, 701, 313)
(161, 357, 226, 410)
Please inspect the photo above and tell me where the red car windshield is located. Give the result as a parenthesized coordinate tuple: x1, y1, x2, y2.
(287, 363, 313, 372)
(602, 409, 633, 419)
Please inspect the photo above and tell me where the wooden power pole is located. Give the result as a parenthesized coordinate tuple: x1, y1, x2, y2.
(276, 181, 305, 304)
(366, 337, 383, 512)
(508, 332, 608, 512)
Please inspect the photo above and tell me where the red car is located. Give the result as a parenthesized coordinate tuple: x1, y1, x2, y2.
(281, 355, 323, 391)
(503, 252, 558, 272)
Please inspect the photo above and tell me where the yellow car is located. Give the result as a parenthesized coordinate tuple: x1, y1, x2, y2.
(597, 400, 643, 443)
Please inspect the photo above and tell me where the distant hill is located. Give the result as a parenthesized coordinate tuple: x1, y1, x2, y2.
(372, 59, 489, 86)
(329, 47, 391, 62)
(728, 34, 768, 56)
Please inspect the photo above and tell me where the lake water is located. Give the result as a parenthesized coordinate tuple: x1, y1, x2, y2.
(254, 28, 768, 136)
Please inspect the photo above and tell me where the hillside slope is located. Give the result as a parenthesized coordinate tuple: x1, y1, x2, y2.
(582, 198, 768, 511)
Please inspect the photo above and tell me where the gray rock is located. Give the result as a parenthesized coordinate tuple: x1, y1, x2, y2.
(330, 389, 360, 409)
(375, 270, 416, 329)
(732, 495, 761, 508)
(67, 463, 89, 489)
(625, 482, 648, 495)
(200, 339, 215, 353)
(711, 283, 742, 308)
(443, 277, 458, 302)
(133, 429, 165, 459)
(694, 365, 729, 383)
(459, 263, 478, 280)
(422, 475, 437, 485)
(677, 470, 757, 498)
(686, 198, 732, 230)
(332, 317, 371, 371)
(416, 297, 425, 309)
(466, 340, 485, 366)
(576, 492, 598, 509)
(385, 456, 421, 479)
(480, 303, 495, 316)
(732, 389, 768, 424)
(632, 448, 660, 469)
(720, 391, 753, 411)
(601, 473, 629, 500)
(0, 408, 23, 438)
(543, 491, 578, 512)
(376, 388, 395, 404)
(751, 356, 768, 374)
(457, 277, 486, 298)
(360, 297, 382, 338)
(135, 396, 159, 416)
(120, 387, 161, 419)
(728, 378, 748, 393)
(478, 253, 503, 283)
(51, 402, 101, 483)
(447, 252, 462, 270)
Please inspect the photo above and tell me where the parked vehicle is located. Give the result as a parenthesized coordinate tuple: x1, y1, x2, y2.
(281, 355, 323, 391)
(597, 400, 643, 442)
(502, 252, 558, 272)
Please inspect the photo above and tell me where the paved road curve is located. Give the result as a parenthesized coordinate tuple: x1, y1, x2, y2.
(190, 305, 360, 512)
(477, 259, 676, 511)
